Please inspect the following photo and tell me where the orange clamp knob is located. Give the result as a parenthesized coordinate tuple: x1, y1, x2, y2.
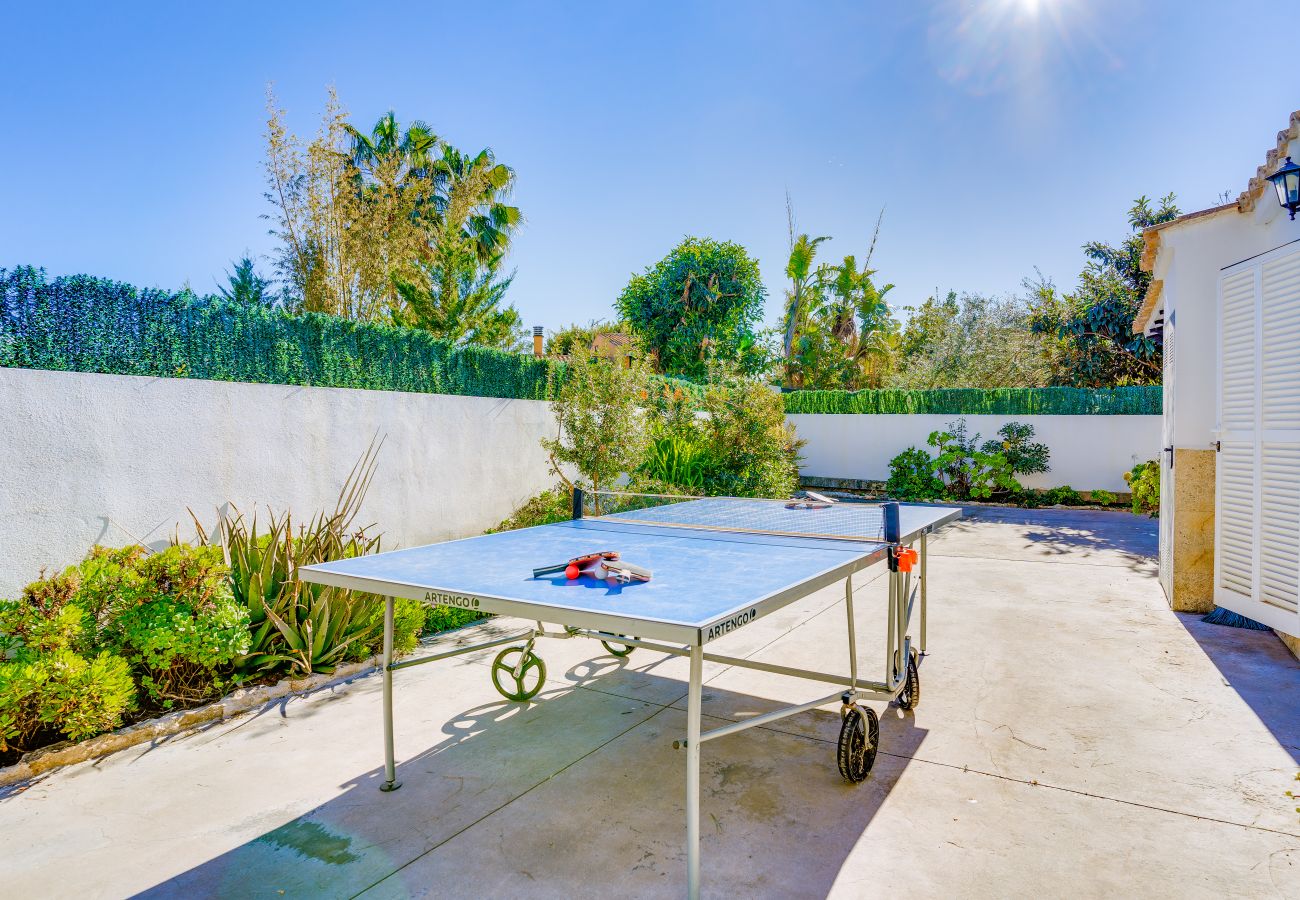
(895, 547, 919, 572)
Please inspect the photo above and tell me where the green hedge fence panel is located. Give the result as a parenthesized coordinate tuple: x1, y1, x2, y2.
(0, 266, 1160, 414)
(0, 266, 552, 400)
(782, 385, 1161, 415)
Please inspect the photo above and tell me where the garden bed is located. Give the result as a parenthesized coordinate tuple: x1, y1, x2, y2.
(0, 653, 383, 788)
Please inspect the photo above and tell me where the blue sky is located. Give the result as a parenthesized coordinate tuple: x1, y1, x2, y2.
(2, 1, 1295, 331)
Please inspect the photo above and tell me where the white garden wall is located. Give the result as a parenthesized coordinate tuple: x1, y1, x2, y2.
(0, 369, 557, 597)
(789, 414, 1162, 492)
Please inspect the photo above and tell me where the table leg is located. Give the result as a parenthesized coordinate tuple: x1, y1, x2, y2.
(686, 643, 703, 900)
(920, 532, 928, 654)
(381, 595, 401, 792)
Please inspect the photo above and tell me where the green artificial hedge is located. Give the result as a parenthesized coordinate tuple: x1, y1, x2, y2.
(783, 385, 1160, 416)
(0, 266, 553, 400)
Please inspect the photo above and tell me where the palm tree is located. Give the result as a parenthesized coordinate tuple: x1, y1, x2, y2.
(432, 146, 521, 266)
(783, 233, 831, 385)
(345, 111, 439, 186)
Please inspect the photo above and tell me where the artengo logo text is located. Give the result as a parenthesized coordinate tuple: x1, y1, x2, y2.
(705, 608, 758, 641)
(424, 591, 480, 610)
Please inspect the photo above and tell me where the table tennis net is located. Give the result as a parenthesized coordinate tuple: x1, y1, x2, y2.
(578, 489, 897, 543)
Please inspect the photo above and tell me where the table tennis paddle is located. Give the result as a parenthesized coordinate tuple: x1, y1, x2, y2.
(598, 560, 653, 583)
(533, 551, 620, 579)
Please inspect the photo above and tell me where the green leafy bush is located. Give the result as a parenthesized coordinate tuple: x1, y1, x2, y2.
(106, 545, 250, 708)
(12, 545, 250, 712)
(1017, 489, 1046, 509)
(783, 386, 1161, 415)
(0, 648, 136, 756)
(362, 598, 426, 656)
(1090, 489, 1118, 506)
(1125, 460, 1160, 516)
(424, 606, 490, 634)
(980, 422, 1050, 475)
(886, 448, 944, 500)
(690, 370, 803, 497)
(0, 580, 136, 757)
(0, 570, 89, 656)
(1042, 485, 1083, 506)
(928, 420, 1020, 500)
(0, 266, 552, 400)
(542, 346, 651, 495)
(487, 485, 574, 532)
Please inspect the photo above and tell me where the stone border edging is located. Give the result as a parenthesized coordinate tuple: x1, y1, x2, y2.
(0, 655, 383, 788)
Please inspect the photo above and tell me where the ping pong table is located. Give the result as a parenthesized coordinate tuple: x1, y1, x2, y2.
(297, 489, 960, 898)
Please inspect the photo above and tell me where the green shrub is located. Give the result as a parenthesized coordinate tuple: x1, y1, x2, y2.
(641, 434, 709, 491)
(0, 582, 135, 756)
(783, 385, 1161, 415)
(0, 648, 136, 756)
(361, 598, 426, 656)
(1126, 460, 1160, 516)
(928, 420, 1020, 500)
(1090, 489, 1118, 506)
(691, 370, 802, 498)
(886, 448, 944, 500)
(487, 485, 573, 532)
(1043, 485, 1083, 506)
(424, 606, 490, 634)
(980, 422, 1050, 476)
(1017, 489, 1046, 509)
(0, 570, 89, 655)
(102, 545, 250, 709)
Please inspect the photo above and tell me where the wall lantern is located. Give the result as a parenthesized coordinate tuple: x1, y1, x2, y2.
(1267, 155, 1300, 219)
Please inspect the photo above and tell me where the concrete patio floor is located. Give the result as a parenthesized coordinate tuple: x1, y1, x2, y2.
(3, 507, 1298, 898)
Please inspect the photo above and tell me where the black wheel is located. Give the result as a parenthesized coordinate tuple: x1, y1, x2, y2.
(601, 635, 636, 657)
(491, 646, 546, 701)
(896, 654, 920, 711)
(836, 705, 879, 784)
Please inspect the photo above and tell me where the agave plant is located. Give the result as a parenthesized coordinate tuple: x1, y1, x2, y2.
(195, 440, 386, 677)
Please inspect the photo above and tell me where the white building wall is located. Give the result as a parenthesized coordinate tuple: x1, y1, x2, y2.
(789, 413, 1160, 491)
(1152, 157, 1300, 449)
(0, 369, 558, 597)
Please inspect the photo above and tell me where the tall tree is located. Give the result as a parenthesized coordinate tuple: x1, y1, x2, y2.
(616, 237, 768, 380)
(1029, 194, 1178, 386)
(264, 90, 428, 320)
(393, 259, 523, 350)
(785, 210, 897, 389)
(781, 232, 830, 384)
(892, 291, 1056, 389)
(392, 145, 523, 346)
(432, 146, 521, 266)
(264, 92, 525, 345)
(216, 256, 274, 307)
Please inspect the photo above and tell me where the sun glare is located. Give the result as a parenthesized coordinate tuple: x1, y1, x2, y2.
(927, 0, 1093, 98)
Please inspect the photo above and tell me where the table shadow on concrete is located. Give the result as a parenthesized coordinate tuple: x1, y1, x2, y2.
(134, 676, 926, 899)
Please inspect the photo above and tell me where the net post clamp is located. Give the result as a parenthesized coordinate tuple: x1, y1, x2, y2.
(891, 547, 919, 573)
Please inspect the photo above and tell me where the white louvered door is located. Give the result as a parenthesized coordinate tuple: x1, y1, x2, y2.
(1216, 245, 1300, 636)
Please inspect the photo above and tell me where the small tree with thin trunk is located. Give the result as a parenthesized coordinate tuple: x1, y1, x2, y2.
(542, 347, 651, 504)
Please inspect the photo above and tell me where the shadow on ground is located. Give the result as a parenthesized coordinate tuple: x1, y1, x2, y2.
(933, 505, 1158, 572)
(137, 672, 927, 899)
(1175, 612, 1300, 766)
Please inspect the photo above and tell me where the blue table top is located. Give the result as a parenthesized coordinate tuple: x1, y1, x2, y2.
(298, 501, 959, 641)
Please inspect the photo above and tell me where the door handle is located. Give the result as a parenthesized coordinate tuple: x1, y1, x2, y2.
(1164, 446, 1174, 469)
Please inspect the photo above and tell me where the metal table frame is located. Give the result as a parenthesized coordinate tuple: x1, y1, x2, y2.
(299, 500, 957, 899)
